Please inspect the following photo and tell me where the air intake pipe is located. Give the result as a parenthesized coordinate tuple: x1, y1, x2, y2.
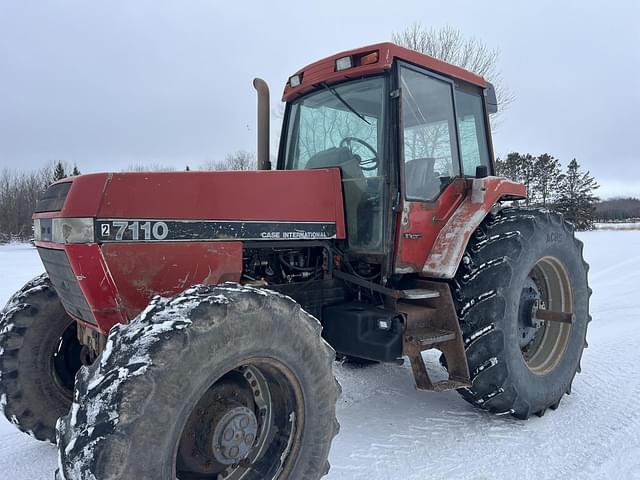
(253, 78, 271, 170)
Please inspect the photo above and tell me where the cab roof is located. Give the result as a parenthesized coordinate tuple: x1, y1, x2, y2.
(282, 42, 487, 102)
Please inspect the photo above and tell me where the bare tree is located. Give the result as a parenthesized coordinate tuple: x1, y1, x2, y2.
(200, 150, 256, 171)
(124, 163, 176, 172)
(392, 24, 513, 115)
(0, 165, 54, 241)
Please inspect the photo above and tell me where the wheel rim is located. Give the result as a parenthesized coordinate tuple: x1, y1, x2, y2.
(518, 256, 573, 375)
(52, 321, 84, 397)
(176, 359, 304, 480)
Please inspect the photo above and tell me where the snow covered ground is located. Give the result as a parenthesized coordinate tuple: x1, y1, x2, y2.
(1, 232, 639, 479)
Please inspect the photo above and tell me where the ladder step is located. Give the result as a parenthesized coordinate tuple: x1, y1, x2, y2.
(407, 328, 456, 345)
(423, 379, 471, 392)
(400, 288, 440, 300)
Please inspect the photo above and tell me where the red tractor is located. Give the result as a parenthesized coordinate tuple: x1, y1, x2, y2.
(0, 43, 590, 479)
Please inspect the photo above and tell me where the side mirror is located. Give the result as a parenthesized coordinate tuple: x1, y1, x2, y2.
(484, 82, 498, 114)
(475, 165, 488, 178)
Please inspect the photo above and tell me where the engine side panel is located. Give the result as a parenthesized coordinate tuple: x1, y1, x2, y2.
(102, 242, 243, 321)
(36, 241, 243, 334)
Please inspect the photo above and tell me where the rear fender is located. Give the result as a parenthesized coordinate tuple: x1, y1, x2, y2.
(421, 177, 526, 279)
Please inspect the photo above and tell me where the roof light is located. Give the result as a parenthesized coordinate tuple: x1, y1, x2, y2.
(289, 74, 302, 88)
(335, 56, 353, 71)
(360, 51, 379, 65)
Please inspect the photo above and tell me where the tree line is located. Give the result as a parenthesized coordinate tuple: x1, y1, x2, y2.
(495, 153, 599, 230)
(0, 150, 611, 242)
(594, 197, 640, 223)
(0, 161, 81, 242)
(0, 153, 253, 242)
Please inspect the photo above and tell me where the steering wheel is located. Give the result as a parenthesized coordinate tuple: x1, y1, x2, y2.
(339, 137, 378, 171)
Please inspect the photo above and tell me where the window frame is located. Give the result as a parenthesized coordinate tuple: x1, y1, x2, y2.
(280, 75, 387, 174)
(396, 61, 497, 203)
(454, 81, 495, 178)
(276, 74, 394, 257)
(397, 61, 463, 203)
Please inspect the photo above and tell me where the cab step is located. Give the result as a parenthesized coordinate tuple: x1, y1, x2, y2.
(400, 289, 440, 300)
(393, 280, 471, 392)
(406, 328, 456, 346)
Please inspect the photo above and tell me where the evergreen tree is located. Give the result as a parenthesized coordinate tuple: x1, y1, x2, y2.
(53, 161, 67, 181)
(495, 152, 536, 205)
(556, 159, 599, 230)
(71, 165, 81, 176)
(532, 153, 563, 207)
(495, 152, 522, 181)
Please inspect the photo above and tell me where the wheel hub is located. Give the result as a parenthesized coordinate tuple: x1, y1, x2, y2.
(518, 278, 543, 348)
(212, 405, 258, 465)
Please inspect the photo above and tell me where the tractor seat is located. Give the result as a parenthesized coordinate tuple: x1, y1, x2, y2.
(306, 147, 366, 242)
(405, 158, 440, 201)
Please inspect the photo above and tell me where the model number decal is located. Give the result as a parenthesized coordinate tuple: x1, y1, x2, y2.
(95, 219, 337, 242)
(98, 220, 169, 241)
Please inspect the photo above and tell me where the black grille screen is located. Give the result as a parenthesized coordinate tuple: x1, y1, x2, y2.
(35, 182, 72, 213)
(37, 247, 96, 325)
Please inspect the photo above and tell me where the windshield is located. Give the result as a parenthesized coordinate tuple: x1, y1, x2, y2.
(283, 77, 386, 252)
(284, 77, 384, 176)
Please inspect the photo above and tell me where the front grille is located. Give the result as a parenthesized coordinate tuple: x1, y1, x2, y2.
(37, 247, 96, 324)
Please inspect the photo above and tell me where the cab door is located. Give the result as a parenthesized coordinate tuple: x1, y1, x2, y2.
(393, 62, 492, 274)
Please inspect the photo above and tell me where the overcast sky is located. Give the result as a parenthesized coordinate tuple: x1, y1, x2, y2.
(1, 0, 638, 198)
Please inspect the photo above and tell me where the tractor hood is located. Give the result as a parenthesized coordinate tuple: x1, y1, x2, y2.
(32, 169, 347, 243)
(31, 169, 346, 332)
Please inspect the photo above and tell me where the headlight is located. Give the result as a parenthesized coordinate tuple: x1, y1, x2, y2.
(33, 218, 94, 244)
(335, 56, 353, 71)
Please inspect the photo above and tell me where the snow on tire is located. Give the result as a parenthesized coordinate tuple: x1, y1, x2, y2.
(56, 283, 341, 480)
(453, 207, 591, 419)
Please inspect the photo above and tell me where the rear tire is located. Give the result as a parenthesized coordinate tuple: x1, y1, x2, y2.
(452, 208, 590, 419)
(0, 273, 82, 442)
(56, 283, 340, 480)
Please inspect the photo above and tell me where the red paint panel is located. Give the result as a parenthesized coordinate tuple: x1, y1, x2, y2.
(421, 178, 526, 278)
(394, 179, 467, 274)
(97, 169, 345, 234)
(395, 178, 526, 277)
(101, 242, 242, 322)
(60, 174, 110, 218)
(36, 241, 243, 335)
(283, 42, 487, 102)
(32, 170, 346, 238)
(63, 243, 127, 333)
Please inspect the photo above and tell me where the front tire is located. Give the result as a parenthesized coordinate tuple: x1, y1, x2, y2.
(0, 273, 82, 442)
(56, 283, 340, 480)
(453, 208, 590, 419)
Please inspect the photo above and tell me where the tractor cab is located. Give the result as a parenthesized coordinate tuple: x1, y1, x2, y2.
(277, 43, 497, 268)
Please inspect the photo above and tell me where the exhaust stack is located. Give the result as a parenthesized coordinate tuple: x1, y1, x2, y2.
(253, 78, 271, 170)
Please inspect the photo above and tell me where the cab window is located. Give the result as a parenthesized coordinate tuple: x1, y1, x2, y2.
(283, 77, 386, 252)
(400, 67, 459, 201)
(454, 87, 491, 176)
